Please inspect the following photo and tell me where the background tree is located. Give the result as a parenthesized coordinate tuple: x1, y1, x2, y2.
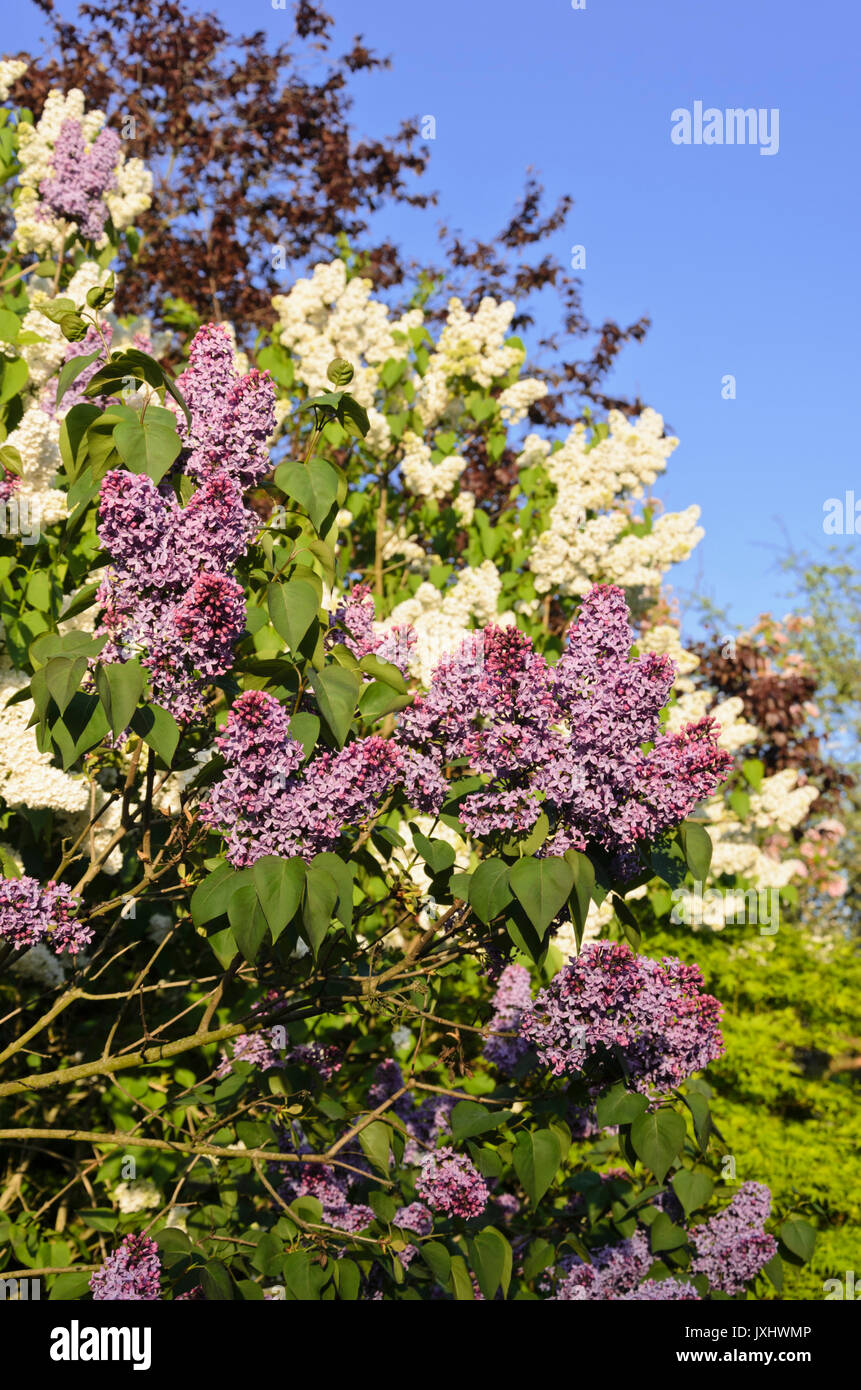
(13, 0, 650, 425)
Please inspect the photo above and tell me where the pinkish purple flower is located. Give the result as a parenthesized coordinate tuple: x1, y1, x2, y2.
(90, 1234, 162, 1301)
(393, 1202, 434, 1236)
(519, 940, 724, 1093)
(689, 1182, 777, 1294)
(202, 691, 403, 864)
(484, 962, 533, 1075)
(415, 1147, 489, 1220)
(395, 585, 732, 871)
(173, 323, 274, 489)
(0, 876, 91, 955)
(39, 118, 120, 242)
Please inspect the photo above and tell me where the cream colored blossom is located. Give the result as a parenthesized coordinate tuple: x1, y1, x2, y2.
(0, 60, 27, 103)
(497, 377, 548, 424)
(272, 260, 421, 409)
(113, 1179, 162, 1214)
(400, 431, 465, 500)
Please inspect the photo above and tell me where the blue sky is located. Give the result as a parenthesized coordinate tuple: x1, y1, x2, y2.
(9, 0, 859, 638)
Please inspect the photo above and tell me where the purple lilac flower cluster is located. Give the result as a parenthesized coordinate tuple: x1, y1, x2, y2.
(215, 1027, 283, 1077)
(287, 1042, 342, 1081)
(96, 325, 274, 722)
(395, 584, 732, 876)
(276, 1154, 374, 1235)
(90, 1234, 162, 1301)
(201, 689, 405, 865)
(328, 582, 413, 679)
(173, 323, 274, 488)
(623, 1278, 701, 1301)
(0, 469, 18, 504)
(689, 1182, 777, 1294)
(519, 940, 724, 1093)
(415, 1147, 489, 1220)
(39, 118, 120, 243)
(483, 962, 533, 1075)
(553, 1231, 698, 1301)
(393, 1202, 434, 1237)
(0, 875, 92, 956)
(216, 1019, 342, 1082)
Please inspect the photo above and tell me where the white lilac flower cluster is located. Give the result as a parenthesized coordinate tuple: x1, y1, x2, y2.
(14, 88, 152, 256)
(413, 296, 524, 427)
(522, 409, 702, 597)
(113, 1179, 162, 1214)
(0, 665, 92, 814)
(669, 768, 820, 930)
(6, 254, 172, 530)
(399, 431, 466, 500)
(497, 376, 548, 424)
(0, 60, 26, 104)
(271, 259, 422, 412)
(0, 663, 124, 868)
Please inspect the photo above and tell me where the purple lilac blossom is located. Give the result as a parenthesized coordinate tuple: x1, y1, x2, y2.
(415, 1147, 489, 1220)
(277, 1160, 374, 1234)
(623, 1278, 701, 1301)
(395, 584, 732, 874)
(0, 876, 92, 955)
(201, 690, 404, 865)
(0, 469, 18, 504)
(483, 962, 533, 1075)
(519, 940, 724, 1094)
(393, 1203, 434, 1237)
(553, 1232, 652, 1300)
(365, 1059, 454, 1166)
(173, 323, 274, 488)
(39, 118, 120, 242)
(287, 1042, 342, 1081)
(327, 585, 414, 682)
(215, 1028, 284, 1078)
(689, 1182, 777, 1295)
(90, 1234, 162, 1301)
(96, 323, 274, 721)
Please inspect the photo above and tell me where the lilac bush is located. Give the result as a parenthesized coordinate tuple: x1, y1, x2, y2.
(0, 76, 818, 1308)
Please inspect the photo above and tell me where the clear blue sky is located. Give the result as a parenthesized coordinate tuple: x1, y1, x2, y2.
(8, 0, 860, 637)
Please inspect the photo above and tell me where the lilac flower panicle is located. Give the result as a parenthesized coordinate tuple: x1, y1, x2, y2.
(90, 1234, 162, 1301)
(484, 962, 533, 1074)
(394, 584, 731, 871)
(415, 1147, 489, 1220)
(0, 876, 92, 956)
(624, 1278, 701, 1301)
(553, 1232, 652, 1300)
(202, 690, 403, 865)
(689, 1182, 778, 1295)
(277, 1158, 373, 1234)
(96, 322, 277, 722)
(40, 118, 120, 242)
(551, 1233, 699, 1301)
(393, 1203, 434, 1237)
(173, 323, 274, 489)
(519, 940, 723, 1094)
(287, 1042, 342, 1081)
